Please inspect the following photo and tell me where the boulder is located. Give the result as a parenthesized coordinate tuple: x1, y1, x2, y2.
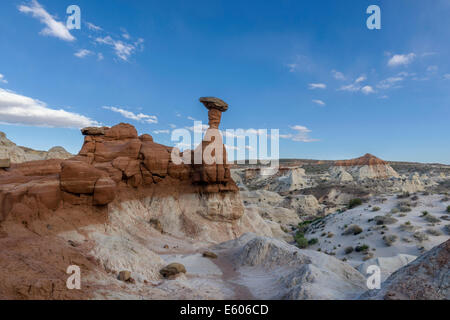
(160, 263, 186, 278)
(81, 127, 107, 136)
(118, 271, 131, 282)
(202, 251, 218, 259)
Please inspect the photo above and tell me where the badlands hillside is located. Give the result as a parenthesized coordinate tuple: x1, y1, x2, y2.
(0, 98, 449, 300)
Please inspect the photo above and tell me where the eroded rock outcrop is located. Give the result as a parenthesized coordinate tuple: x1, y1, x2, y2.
(0, 131, 72, 163)
(331, 154, 400, 181)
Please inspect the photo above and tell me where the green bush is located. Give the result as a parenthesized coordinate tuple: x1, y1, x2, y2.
(344, 246, 354, 254)
(355, 244, 370, 252)
(294, 232, 308, 248)
(447, 206, 450, 213)
(308, 238, 319, 245)
(348, 198, 363, 209)
(343, 224, 363, 235)
(372, 206, 381, 212)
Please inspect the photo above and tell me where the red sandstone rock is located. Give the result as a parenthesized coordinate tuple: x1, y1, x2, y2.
(93, 177, 116, 205)
(104, 123, 138, 140)
(60, 160, 106, 194)
(335, 153, 388, 167)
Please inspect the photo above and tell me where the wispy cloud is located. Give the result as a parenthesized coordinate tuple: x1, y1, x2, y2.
(95, 36, 143, 61)
(103, 106, 158, 124)
(308, 83, 326, 90)
(74, 49, 93, 58)
(281, 125, 319, 142)
(0, 88, 97, 128)
(338, 83, 361, 92)
(86, 22, 102, 32)
(443, 74, 450, 80)
(377, 76, 404, 89)
(18, 0, 75, 42)
(0, 74, 8, 84)
(388, 53, 416, 67)
(153, 130, 169, 134)
(312, 99, 326, 106)
(355, 75, 366, 83)
(331, 70, 345, 80)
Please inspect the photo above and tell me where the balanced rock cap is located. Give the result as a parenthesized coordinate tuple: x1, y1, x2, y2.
(199, 97, 228, 112)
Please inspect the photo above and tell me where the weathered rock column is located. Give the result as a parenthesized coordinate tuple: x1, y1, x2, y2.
(191, 97, 235, 192)
(199, 97, 229, 129)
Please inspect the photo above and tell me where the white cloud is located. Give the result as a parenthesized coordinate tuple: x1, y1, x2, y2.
(427, 65, 438, 72)
(388, 53, 416, 67)
(308, 83, 326, 90)
(97, 53, 104, 61)
(331, 70, 345, 80)
(74, 49, 93, 58)
(187, 116, 197, 121)
(338, 83, 361, 92)
(377, 76, 404, 89)
(312, 99, 325, 106)
(153, 130, 169, 134)
(96, 36, 137, 61)
(103, 106, 158, 124)
(281, 125, 318, 142)
(379, 95, 389, 99)
(86, 22, 102, 32)
(169, 124, 177, 129)
(355, 75, 366, 83)
(0, 88, 97, 128)
(0, 74, 8, 84)
(18, 0, 75, 42)
(443, 74, 450, 80)
(361, 85, 375, 95)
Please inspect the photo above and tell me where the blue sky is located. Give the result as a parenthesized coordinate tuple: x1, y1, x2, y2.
(0, 0, 449, 163)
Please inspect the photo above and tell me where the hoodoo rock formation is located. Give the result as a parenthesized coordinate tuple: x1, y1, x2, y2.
(0, 97, 243, 225)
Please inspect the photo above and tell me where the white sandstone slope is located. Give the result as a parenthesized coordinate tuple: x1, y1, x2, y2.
(214, 234, 367, 300)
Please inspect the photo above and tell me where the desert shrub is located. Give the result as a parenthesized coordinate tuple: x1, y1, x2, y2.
(308, 238, 319, 245)
(413, 231, 429, 242)
(441, 197, 449, 202)
(399, 206, 412, 213)
(344, 246, 354, 254)
(411, 195, 419, 201)
(421, 211, 429, 216)
(372, 206, 381, 212)
(423, 214, 440, 223)
(343, 224, 363, 235)
(427, 229, 443, 236)
(363, 252, 374, 261)
(355, 244, 370, 252)
(294, 232, 308, 248)
(383, 234, 398, 246)
(327, 232, 334, 238)
(348, 198, 363, 209)
(400, 222, 416, 232)
(397, 192, 410, 199)
(447, 206, 450, 213)
(390, 208, 400, 214)
(374, 215, 398, 225)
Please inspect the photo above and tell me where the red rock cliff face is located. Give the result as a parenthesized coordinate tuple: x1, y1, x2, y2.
(0, 98, 237, 223)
